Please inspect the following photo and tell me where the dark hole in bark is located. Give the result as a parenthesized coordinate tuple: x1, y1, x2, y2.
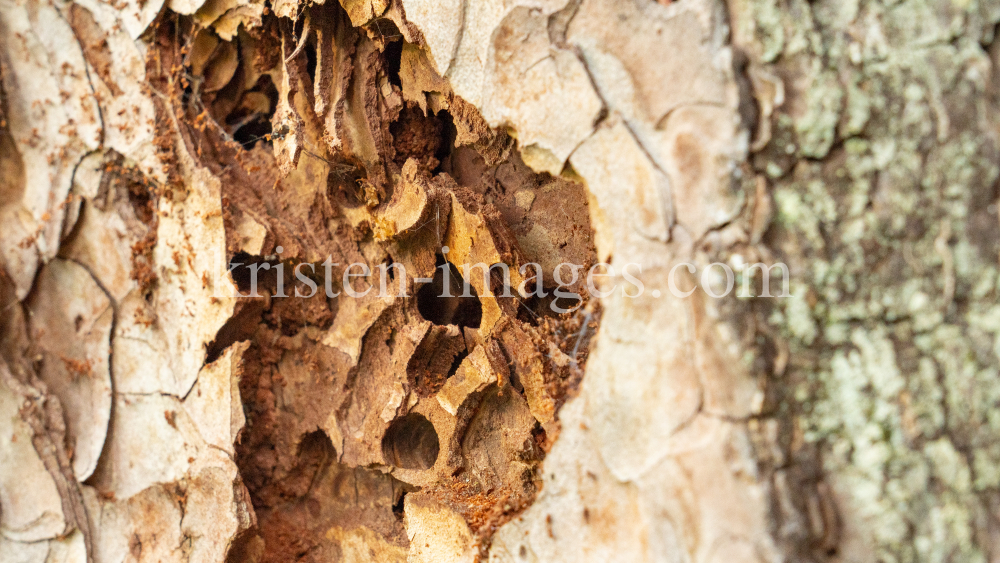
(230, 113, 272, 148)
(381, 28, 403, 88)
(297, 429, 333, 459)
(516, 288, 578, 325)
(433, 109, 457, 166)
(407, 324, 468, 397)
(552, 292, 582, 312)
(229, 251, 254, 292)
(382, 413, 439, 470)
(416, 254, 482, 328)
(448, 348, 469, 378)
(228, 252, 278, 295)
(326, 156, 366, 208)
(304, 39, 317, 84)
(392, 490, 406, 517)
(230, 75, 278, 148)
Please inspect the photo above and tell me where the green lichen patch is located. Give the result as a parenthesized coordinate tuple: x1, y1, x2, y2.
(736, 0, 1000, 560)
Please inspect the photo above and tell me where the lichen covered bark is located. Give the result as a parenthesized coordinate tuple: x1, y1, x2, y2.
(729, 0, 1000, 560)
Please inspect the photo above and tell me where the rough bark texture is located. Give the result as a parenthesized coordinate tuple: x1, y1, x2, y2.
(2, 0, 1000, 562)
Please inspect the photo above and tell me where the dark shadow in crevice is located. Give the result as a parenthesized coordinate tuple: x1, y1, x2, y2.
(416, 254, 482, 328)
(433, 109, 457, 168)
(447, 348, 470, 379)
(516, 288, 578, 325)
(204, 298, 266, 363)
(382, 31, 403, 89)
(230, 74, 278, 148)
(304, 39, 318, 84)
(228, 251, 282, 297)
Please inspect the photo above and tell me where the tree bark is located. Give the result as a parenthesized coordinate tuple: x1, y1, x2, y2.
(1, 0, 999, 562)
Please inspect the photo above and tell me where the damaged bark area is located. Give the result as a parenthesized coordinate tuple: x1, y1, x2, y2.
(0, 0, 602, 559)
(141, 4, 600, 561)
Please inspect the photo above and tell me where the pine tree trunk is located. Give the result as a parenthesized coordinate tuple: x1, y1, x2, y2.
(2, 0, 999, 562)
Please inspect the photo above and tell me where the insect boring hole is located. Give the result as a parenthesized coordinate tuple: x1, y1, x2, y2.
(407, 324, 469, 397)
(326, 164, 367, 208)
(296, 429, 335, 469)
(382, 413, 440, 470)
(229, 75, 279, 148)
(416, 255, 483, 328)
